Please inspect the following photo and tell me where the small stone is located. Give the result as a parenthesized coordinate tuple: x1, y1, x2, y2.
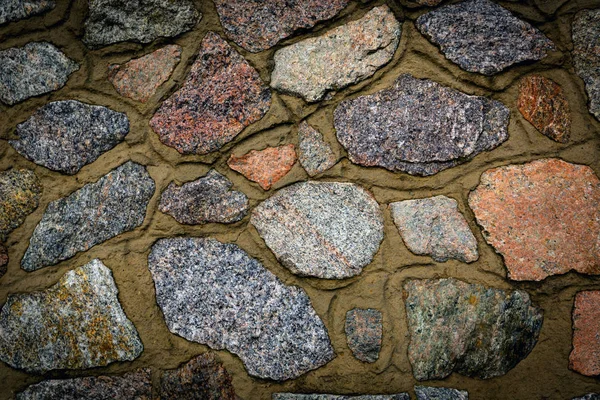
(415, 0, 554, 75)
(468, 158, 600, 281)
(22, 161, 155, 271)
(0, 42, 78, 105)
(273, 395, 410, 400)
(0, 243, 7, 278)
(150, 32, 271, 155)
(251, 181, 383, 279)
(159, 169, 248, 225)
(572, 9, 600, 120)
(345, 308, 382, 363)
(298, 122, 337, 177)
(0, 259, 143, 373)
(0, 0, 55, 25)
(569, 291, 600, 376)
(10, 100, 130, 175)
(389, 196, 478, 263)
(0, 169, 42, 242)
(228, 145, 297, 190)
(404, 278, 543, 380)
(271, 5, 401, 102)
(415, 386, 469, 400)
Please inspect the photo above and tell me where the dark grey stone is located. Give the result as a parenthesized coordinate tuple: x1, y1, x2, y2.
(345, 308, 382, 363)
(572, 9, 600, 121)
(415, 386, 469, 400)
(0, 0, 55, 25)
(273, 395, 410, 400)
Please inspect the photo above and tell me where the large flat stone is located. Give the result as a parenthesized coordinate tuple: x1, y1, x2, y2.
(572, 9, 600, 120)
(345, 308, 382, 363)
(0, 0, 55, 25)
(569, 291, 600, 377)
(0, 169, 42, 242)
(228, 145, 297, 190)
(298, 122, 337, 177)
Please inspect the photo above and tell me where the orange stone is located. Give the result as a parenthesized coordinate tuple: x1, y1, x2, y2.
(228, 145, 296, 190)
(570, 291, 600, 376)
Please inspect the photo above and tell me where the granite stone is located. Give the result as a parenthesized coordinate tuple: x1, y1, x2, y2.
(228, 145, 297, 190)
(572, 9, 600, 120)
(298, 122, 337, 177)
(345, 308, 382, 363)
(0, 169, 42, 242)
(0, 0, 55, 25)
(573, 395, 600, 400)
(569, 291, 600, 377)
(0, 243, 7, 278)
(415, 386, 469, 400)
(273, 395, 410, 400)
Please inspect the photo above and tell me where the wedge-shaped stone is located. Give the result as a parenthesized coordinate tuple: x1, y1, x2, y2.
(228, 145, 297, 190)
(345, 308, 382, 363)
(570, 291, 600, 377)
(572, 9, 600, 120)
(298, 122, 337, 177)
(0, 169, 42, 242)
(273, 395, 409, 400)
(0, 0, 55, 25)
(415, 386, 468, 400)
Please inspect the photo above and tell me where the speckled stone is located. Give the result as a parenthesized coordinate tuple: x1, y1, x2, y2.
(0, 42, 78, 105)
(404, 278, 543, 380)
(251, 181, 383, 279)
(22, 161, 155, 271)
(10, 100, 130, 175)
(271, 5, 400, 102)
(228, 145, 297, 190)
(572, 9, 600, 120)
(0, 259, 143, 373)
(390, 196, 478, 263)
(159, 169, 248, 225)
(273, 395, 410, 400)
(0, 169, 42, 242)
(415, 0, 554, 75)
(150, 32, 271, 155)
(415, 386, 469, 400)
(0, 0, 55, 25)
(148, 237, 334, 381)
(573, 395, 600, 400)
(0, 244, 7, 278)
(468, 158, 600, 281)
(213, 0, 349, 53)
(298, 122, 336, 177)
(334, 74, 509, 176)
(345, 308, 382, 363)
(569, 291, 600, 377)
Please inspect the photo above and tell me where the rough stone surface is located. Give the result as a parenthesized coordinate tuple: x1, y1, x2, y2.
(572, 9, 600, 120)
(148, 237, 335, 381)
(573, 395, 600, 400)
(150, 32, 271, 155)
(0, 0, 55, 25)
(159, 169, 248, 225)
(298, 122, 337, 177)
(389, 196, 478, 263)
(0, 169, 42, 242)
(273, 395, 410, 400)
(10, 100, 130, 175)
(228, 145, 297, 190)
(0, 259, 143, 373)
(569, 290, 600, 377)
(415, 0, 554, 75)
(0, 243, 7, 278)
(334, 74, 509, 176)
(271, 5, 400, 102)
(404, 278, 543, 380)
(0, 42, 78, 105)
(468, 158, 600, 281)
(415, 386, 469, 400)
(22, 161, 155, 271)
(251, 181, 383, 279)
(345, 308, 382, 363)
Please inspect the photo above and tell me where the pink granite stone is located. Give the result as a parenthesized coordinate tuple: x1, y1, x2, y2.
(228, 145, 297, 190)
(570, 291, 600, 376)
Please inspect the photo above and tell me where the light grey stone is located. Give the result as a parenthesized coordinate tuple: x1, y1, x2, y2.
(0, 0, 55, 25)
(298, 122, 337, 177)
(572, 9, 600, 121)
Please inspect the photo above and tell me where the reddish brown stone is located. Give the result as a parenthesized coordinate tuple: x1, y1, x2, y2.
(0, 243, 7, 278)
(150, 32, 271, 155)
(469, 158, 600, 281)
(570, 291, 600, 376)
(228, 144, 296, 190)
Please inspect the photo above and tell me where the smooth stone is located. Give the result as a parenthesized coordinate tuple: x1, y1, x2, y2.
(298, 122, 337, 177)
(572, 9, 600, 120)
(273, 395, 410, 400)
(415, 386, 469, 400)
(0, 169, 42, 242)
(345, 308, 383, 363)
(569, 291, 600, 376)
(228, 145, 297, 190)
(0, 0, 55, 25)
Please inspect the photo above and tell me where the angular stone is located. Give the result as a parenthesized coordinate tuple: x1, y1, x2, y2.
(572, 9, 600, 120)
(228, 145, 297, 190)
(22, 161, 155, 271)
(298, 122, 337, 177)
(0, 169, 42, 242)
(0, 42, 78, 105)
(10, 100, 130, 175)
(345, 308, 382, 363)
(390, 196, 478, 263)
(159, 169, 248, 225)
(150, 32, 271, 155)
(271, 5, 400, 102)
(0, 0, 55, 25)
(273, 395, 410, 400)
(468, 158, 600, 281)
(415, 386, 469, 400)
(415, 0, 554, 75)
(0, 259, 143, 373)
(334, 74, 509, 176)
(404, 278, 543, 380)
(148, 237, 334, 381)
(251, 181, 383, 279)
(569, 291, 600, 376)
(0, 243, 7, 278)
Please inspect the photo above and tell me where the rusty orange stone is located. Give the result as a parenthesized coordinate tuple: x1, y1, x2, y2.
(570, 290, 600, 376)
(228, 144, 296, 190)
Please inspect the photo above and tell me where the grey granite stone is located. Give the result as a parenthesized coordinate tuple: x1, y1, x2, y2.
(572, 9, 600, 120)
(0, 169, 42, 242)
(415, 386, 469, 400)
(0, 0, 55, 25)
(298, 122, 337, 177)
(251, 181, 384, 279)
(345, 308, 382, 363)
(573, 395, 600, 400)
(273, 395, 410, 400)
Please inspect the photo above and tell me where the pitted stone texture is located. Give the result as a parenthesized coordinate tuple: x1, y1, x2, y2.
(228, 145, 297, 190)
(0, 244, 7, 278)
(298, 122, 336, 177)
(345, 308, 382, 363)
(213, 0, 349, 53)
(0, 0, 55, 25)
(404, 278, 543, 380)
(22, 161, 155, 271)
(271, 5, 400, 102)
(468, 159, 600, 281)
(148, 237, 335, 381)
(0, 42, 78, 105)
(159, 170, 248, 225)
(335, 74, 509, 176)
(0, 169, 42, 242)
(572, 9, 600, 120)
(10, 100, 130, 175)
(273, 395, 410, 400)
(83, 0, 200, 48)
(150, 32, 271, 155)
(569, 291, 600, 377)
(415, 0, 554, 75)
(390, 196, 478, 263)
(251, 181, 383, 279)
(415, 386, 469, 400)
(108, 45, 182, 103)
(0, 259, 143, 373)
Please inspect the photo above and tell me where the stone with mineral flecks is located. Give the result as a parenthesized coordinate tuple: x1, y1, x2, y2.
(345, 308, 382, 363)
(404, 278, 543, 380)
(334, 74, 509, 176)
(573, 395, 600, 400)
(468, 158, 600, 281)
(0, 244, 7, 278)
(228, 145, 296, 190)
(415, 386, 469, 400)
(298, 122, 337, 177)
(0, 0, 55, 25)
(0, 169, 42, 242)
(251, 181, 383, 279)
(569, 291, 600, 377)
(0, 259, 143, 373)
(150, 32, 271, 155)
(273, 395, 410, 400)
(271, 5, 400, 102)
(572, 9, 600, 121)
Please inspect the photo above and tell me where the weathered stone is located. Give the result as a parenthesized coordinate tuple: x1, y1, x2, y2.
(0, 259, 143, 373)
(108, 45, 182, 103)
(10, 100, 130, 175)
(468, 158, 600, 281)
(0, 42, 78, 105)
(415, 386, 469, 400)
(345, 308, 382, 363)
(0, 169, 42, 242)
(572, 9, 600, 120)
(415, 0, 554, 75)
(271, 5, 400, 102)
(0, 0, 55, 25)
(0, 243, 7, 278)
(334, 74, 509, 176)
(150, 32, 271, 155)
(569, 291, 600, 377)
(573, 395, 600, 400)
(148, 237, 334, 381)
(390, 196, 478, 263)
(228, 145, 297, 190)
(273, 395, 410, 400)
(298, 122, 337, 177)
(251, 181, 383, 279)
(159, 169, 248, 225)
(22, 161, 155, 271)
